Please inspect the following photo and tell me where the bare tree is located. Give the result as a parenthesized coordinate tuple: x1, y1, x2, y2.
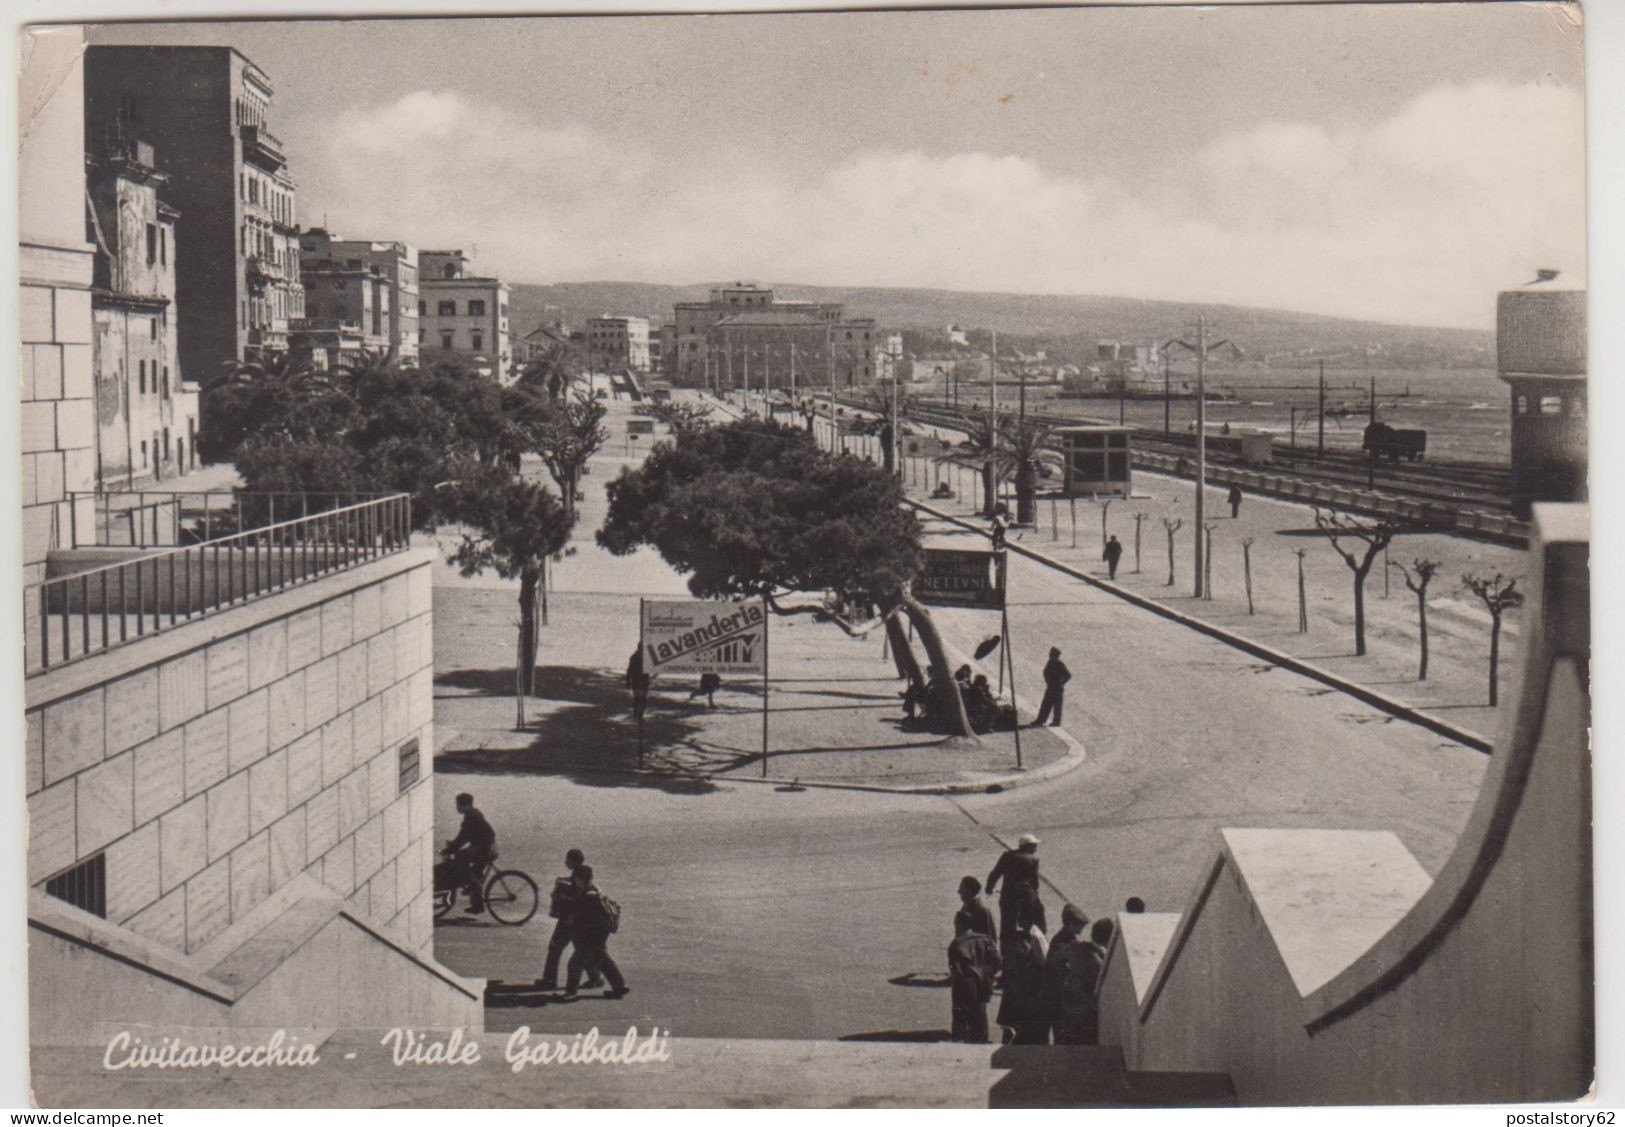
(1312, 507, 1403, 656)
(1133, 512, 1149, 573)
(1462, 572, 1524, 706)
(1389, 557, 1440, 680)
(1162, 517, 1182, 587)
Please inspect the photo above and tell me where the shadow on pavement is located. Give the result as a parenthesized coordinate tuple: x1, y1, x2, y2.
(838, 1029, 953, 1043)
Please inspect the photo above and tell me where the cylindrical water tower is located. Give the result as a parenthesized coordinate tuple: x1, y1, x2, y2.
(1498, 275, 1586, 518)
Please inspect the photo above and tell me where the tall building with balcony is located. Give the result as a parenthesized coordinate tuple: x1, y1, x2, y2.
(84, 46, 306, 446)
(298, 229, 419, 366)
(24, 33, 483, 1070)
(85, 123, 200, 487)
(417, 250, 511, 381)
(586, 314, 651, 374)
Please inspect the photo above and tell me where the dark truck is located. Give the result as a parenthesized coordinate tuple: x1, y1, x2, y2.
(1362, 421, 1427, 462)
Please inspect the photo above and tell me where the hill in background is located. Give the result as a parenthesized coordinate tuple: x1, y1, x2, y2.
(507, 280, 1494, 371)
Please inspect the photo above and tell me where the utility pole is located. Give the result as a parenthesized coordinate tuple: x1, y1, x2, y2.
(1163, 351, 1171, 435)
(1368, 372, 1377, 489)
(1318, 359, 1326, 457)
(1195, 316, 1207, 597)
(990, 330, 999, 509)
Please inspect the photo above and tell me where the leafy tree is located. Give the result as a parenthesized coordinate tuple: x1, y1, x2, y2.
(639, 400, 716, 435)
(598, 417, 978, 738)
(522, 390, 608, 520)
(1312, 507, 1403, 656)
(200, 353, 357, 463)
(1462, 572, 1524, 706)
(447, 467, 576, 697)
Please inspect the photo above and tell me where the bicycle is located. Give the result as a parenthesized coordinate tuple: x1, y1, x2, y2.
(433, 852, 540, 926)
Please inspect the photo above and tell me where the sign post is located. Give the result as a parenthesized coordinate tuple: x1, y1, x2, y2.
(637, 598, 646, 769)
(761, 597, 770, 778)
(916, 546, 1019, 768)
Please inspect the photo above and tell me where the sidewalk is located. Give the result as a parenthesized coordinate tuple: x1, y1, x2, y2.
(836, 417, 1526, 744)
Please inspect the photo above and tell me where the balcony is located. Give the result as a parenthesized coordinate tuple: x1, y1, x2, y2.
(239, 123, 287, 171)
(27, 491, 412, 672)
(245, 254, 283, 289)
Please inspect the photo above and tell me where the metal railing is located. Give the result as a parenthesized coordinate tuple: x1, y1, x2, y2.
(30, 493, 411, 672)
(70, 490, 386, 549)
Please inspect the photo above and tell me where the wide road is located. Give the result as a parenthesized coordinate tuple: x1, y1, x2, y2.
(431, 392, 1487, 1043)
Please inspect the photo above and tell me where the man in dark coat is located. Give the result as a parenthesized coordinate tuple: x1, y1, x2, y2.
(1045, 904, 1105, 1044)
(1033, 648, 1071, 727)
(996, 926, 1050, 1044)
(986, 833, 1047, 954)
(954, 876, 996, 940)
(540, 848, 601, 990)
(1228, 484, 1244, 518)
(949, 922, 1001, 1043)
(439, 792, 495, 914)
(626, 647, 651, 721)
(564, 864, 629, 997)
(1103, 535, 1124, 580)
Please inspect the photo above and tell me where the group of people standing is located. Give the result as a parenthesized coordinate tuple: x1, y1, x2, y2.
(948, 834, 1116, 1045)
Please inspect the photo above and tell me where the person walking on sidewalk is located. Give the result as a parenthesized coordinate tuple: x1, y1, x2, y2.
(986, 833, 1047, 954)
(1033, 647, 1071, 727)
(989, 510, 1008, 551)
(565, 865, 629, 998)
(625, 646, 651, 721)
(949, 919, 1001, 1044)
(1228, 483, 1244, 519)
(540, 848, 602, 991)
(1103, 535, 1123, 580)
(954, 875, 997, 940)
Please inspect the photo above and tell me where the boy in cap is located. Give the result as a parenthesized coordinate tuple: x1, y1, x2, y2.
(954, 875, 996, 940)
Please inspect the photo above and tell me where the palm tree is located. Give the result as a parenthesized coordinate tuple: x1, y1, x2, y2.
(944, 415, 1009, 517)
(517, 341, 584, 402)
(1000, 416, 1055, 526)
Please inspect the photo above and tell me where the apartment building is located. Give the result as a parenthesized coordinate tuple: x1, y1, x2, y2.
(672, 282, 878, 388)
(586, 314, 651, 374)
(84, 46, 306, 444)
(299, 229, 419, 366)
(417, 250, 511, 381)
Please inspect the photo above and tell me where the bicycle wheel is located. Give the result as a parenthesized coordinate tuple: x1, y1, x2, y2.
(433, 888, 454, 919)
(483, 870, 539, 926)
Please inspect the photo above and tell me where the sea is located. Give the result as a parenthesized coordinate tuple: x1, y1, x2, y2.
(950, 367, 1511, 466)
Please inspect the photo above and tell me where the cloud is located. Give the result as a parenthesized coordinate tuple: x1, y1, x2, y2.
(313, 80, 1584, 328)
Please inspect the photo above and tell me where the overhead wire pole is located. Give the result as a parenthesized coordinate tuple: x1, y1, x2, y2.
(1165, 316, 1234, 599)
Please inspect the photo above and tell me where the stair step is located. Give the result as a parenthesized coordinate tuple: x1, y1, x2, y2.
(987, 1045, 1236, 1108)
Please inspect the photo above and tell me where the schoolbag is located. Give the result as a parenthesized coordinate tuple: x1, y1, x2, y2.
(597, 891, 622, 934)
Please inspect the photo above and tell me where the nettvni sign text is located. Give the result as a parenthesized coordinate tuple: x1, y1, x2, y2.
(915, 548, 1005, 610)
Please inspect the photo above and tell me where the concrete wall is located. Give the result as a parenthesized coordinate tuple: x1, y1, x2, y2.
(27, 550, 440, 963)
(21, 27, 98, 587)
(1103, 504, 1591, 1105)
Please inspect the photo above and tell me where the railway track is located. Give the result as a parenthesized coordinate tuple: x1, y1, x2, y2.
(820, 392, 1528, 546)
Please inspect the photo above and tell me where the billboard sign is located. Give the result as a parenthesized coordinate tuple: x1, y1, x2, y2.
(915, 548, 1005, 609)
(626, 418, 656, 435)
(641, 599, 767, 674)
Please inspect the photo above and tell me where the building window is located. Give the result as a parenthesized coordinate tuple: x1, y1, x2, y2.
(150, 317, 158, 342)
(1539, 395, 1563, 416)
(468, 300, 486, 317)
(162, 367, 170, 398)
(146, 223, 157, 265)
(441, 331, 454, 350)
(138, 359, 147, 394)
(140, 440, 148, 467)
(159, 227, 167, 265)
(418, 300, 426, 316)
(1515, 395, 1528, 415)
(398, 738, 421, 793)
(164, 427, 171, 462)
(438, 301, 456, 316)
(472, 331, 484, 351)
(46, 853, 106, 919)
(1571, 395, 1586, 418)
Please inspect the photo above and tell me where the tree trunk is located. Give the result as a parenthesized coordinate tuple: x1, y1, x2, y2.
(982, 461, 997, 517)
(884, 610, 924, 692)
(1488, 615, 1501, 706)
(881, 423, 895, 475)
(1166, 530, 1176, 586)
(1015, 464, 1035, 525)
(1417, 591, 1429, 681)
(898, 591, 977, 741)
(1352, 567, 1368, 656)
(517, 567, 541, 696)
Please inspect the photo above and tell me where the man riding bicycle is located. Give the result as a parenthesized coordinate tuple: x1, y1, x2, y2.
(439, 792, 496, 914)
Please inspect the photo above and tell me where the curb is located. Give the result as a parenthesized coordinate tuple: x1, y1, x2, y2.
(906, 498, 1493, 755)
(435, 722, 1089, 797)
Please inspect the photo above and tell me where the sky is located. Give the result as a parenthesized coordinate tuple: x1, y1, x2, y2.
(85, 4, 1587, 330)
